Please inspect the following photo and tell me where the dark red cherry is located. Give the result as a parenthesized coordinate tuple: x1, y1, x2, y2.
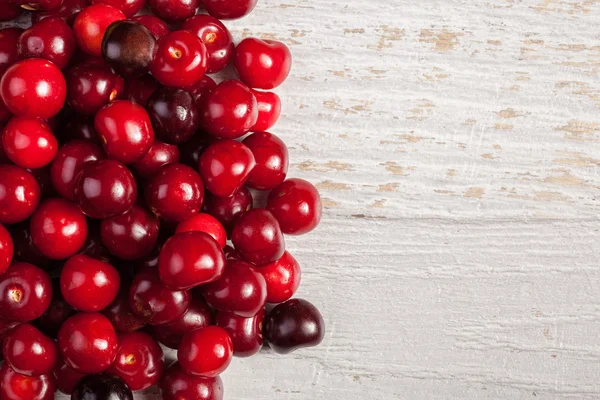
(0, 262, 52, 323)
(202, 260, 267, 317)
(100, 204, 159, 260)
(18, 17, 76, 69)
(176, 213, 227, 248)
(0, 3, 22, 22)
(35, 279, 76, 339)
(73, 4, 126, 56)
(123, 74, 159, 107)
(203, 186, 253, 232)
(132, 15, 169, 40)
(199, 140, 256, 197)
(178, 326, 232, 377)
(2, 117, 58, 169)
(102, 20, 156, 78)
(264, 298, 325, 354)
(147, 87, 200, 144)
(89, 0, 146, 17)
(251, 89, 281, 131)
(242, 131, 288, 190)
(203, 0, 257, 20)
(53, 359, 86, 394)
(11, 223, 50, 269)
(214, 309, 264, 357)
(0, 224, 13, 275)
(0, 364, 55, 400)
(231, 209, 285, 266)
(66, 61, 124, 115)
(178, 132, 212, 168)
(0, 28, 24, 74)
(148, 0, 199, 21)
(0, 165, 41, 224)
(71, 373, 133, 400)
(32, 0, 86, 25)
(57, 312, 118, 374)
(267, 178, 322, 235)
(61, 115, 101, 144)
(4, 323, 58, 376)
(159, 363, 223, 400)
(182, 15, 233, 73)
(258, 251, 301, 303)
(102, 288, 149, 333)
(151, 295, 211, 349)
(234, 38, 292, 89)
(27, 165, 56, 198)
(132, 140, 180, 179)
(185, 75, 216, 109)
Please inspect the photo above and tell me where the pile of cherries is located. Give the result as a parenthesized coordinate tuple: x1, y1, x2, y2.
(0, 0, 325, 398)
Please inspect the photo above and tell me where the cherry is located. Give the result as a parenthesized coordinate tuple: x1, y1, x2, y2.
(231, 209, 285, 266)
(89, 0, 146, 17)
(13, 0, 62, 11)
(203, 0, 257, 20)
(100, 204, 159, 260)
(107, 331, 164, 391)
(3, 323, 58, 376)
(0, 165, 41, 224)
(150, 30, 208, 88)
(11, 223, 50, 268)
(202, 260, 267, 317)
(0, 224, 13, 274)
(203, 186, 253, 232)
(123, 74, 159, 107)
(102, 20, 156, 78)
(147, 87, 200, 144)
(258, 251, 301, 303)
(252, 89, 282, 131)
(102, 288, 148, 333)
(200, 80, 258, 139)
(132, 15, 169, 40)
(0, 28, 24, 74)
(199, 140, 256, 197)
(132, 140, 180, 179)
(160, 363, 223, 400)
(0, 58, 66, 119)
(264, 298, 325, 354)
(18, 17, 76, 69)
(71, 373, 133, 400)
(178, 326, 233, 377)
(61, 114, 101, 144)
(267, 178, 322, 235)
(0, 3, 22, 22)
(145, 163, 205, 222)
(53, 358, 86, 394)
(78, 221, 113, 262)
(66, 60, 124, 115)
(0, 364, 56, 400)
(176, 213, 227, 248)
(185, 75, 216, 109)
(151, 295, 211, 349)
(73, 159, 137, 219)
(214, 309, 264, 357)
(183, 15, 234, 73)
(50, 139, 105, 201)
(129, 267, 190, 325)
(35, 279, 76, 338)
(242, 131, 288, 190)
(2, 118, 58, 169)
(30, 198, 88, 260)
(31, 0, 86, 25)
(72, 4, 126, 56)
(94, 100, 154, 164)
(0, 262, 52, 323)
(234, 38, 292, 89)
(149, 0, 200, 22)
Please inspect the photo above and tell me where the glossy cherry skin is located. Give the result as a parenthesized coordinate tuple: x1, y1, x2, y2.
(100, 204, 159, 260)
(35, 279, 76, 338)
(200, 80, 258, 139)
(18, 17, 76, 69)
(258, 251, 301, 303)
(73, 4, 126, 56)
(0, 165, 41, 224)
(150, 30, 208, 88)
(32, 0, 86, 25)
(50, 139, 105, 201)
(11, 223, 50, 268)
(66, 60, 124, 115)
(160, 363, 223, 400)
(199, 140, 256, 197)
(147, 87, 200, 144)
(53, 359, 86, 394)
(73, 159, 137, 219)
(242, 131, 288, 190)
(4, 324, 58, 376)
(0, 364, 56, 400)
(95, 100, 154, 164)
(202, 260, 267, 317)
(2, 118, 58, 169)
(102, 20, 156, 78)
(182, 15, 234, 73)
(203, 0, 257, 20)
(252, 90, 281, 131)
(30, 198, 88, 260)
(0, 224, 13, 274)
(203, 186, 253, 232)
(178, 326, 233, 377)
(123, 74, 159, 107)
(57, 312, 118, 374)
(0, 262, 52, 323)
(214, 309, 263, 357)
(264, 298, 325, 354)
(234, 38, 292, 89)
(72, 373, 133, 400)
(129, 267, 190, 325)
(0, 3, 21, 22)
(1, 58, 66, 119)
(107, 331, 164, 391)
(149, 0, 199, 21)
(145, 163, 205, 222)
(132, 15, 169, 40)
(158, 231, 225, 290)
(151, 295, 211, 349)
(0, 28, 24, 74)
(102, 288, 149, 333)
(231, 209, 285, 266)
(132, 140, 180, 179)
(89, 0, 146, 17)
(176, 213, 227, 248)
(267, 178, 322, 235)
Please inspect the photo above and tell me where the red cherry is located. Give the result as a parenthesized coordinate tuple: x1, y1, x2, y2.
(176, 213, 227, 248)
(145, 163, 205, 222)
(102, 288, 149, 333)
(0, 28, 24, 74)
(100, 204, 159, 260)
(73, 159, 137, 219)
(4, 324, 58, 376)
(148, 0, 200, 21)
(72, 4, 126, 56)
(151, 295, 211, 349)
(242, 131, 288, 190)
(252, 89, 282, 131)
(0, 3, 22, 22)
(2, 118, 58, 169)
(0, 224, 14, 274)
(200, 80, 258, 139)
(203, 0, 257, 20)
(53, 358, 86, 394)
(57, 312, 118, 374)
(267, 178, 322, 235)
(203, 186, 252, 232)
(231, 209, 285, 266)
(31, 0, 86, 25)
(159, 363, 223, 400)
(132, 140, 180, 179)
(185, 75, 216, 109)
(178, 326, 232, 377)
(0, 58, 66, 119)
(147, 87, 200, 144)
(150, 30, 208, 88)
(66, 61, 124, 115)
(129, 267, 190, 325)
(234, 38, 292, 89)
(123, 74, 159, 107)
(199, 140, 256, 197)
(202, 260, 267, 317)
(257, 251, 301, 303)
(182, 15, 234, 73)
(0, 165, 41, 224)
(0, 262, 52, 323)
(107, 331, 164, 391)
(30, 198, 88, 260)
(89, 0, 146, 17)
(0, 364, 56, 400)
(214, 309, 264, 357)
(18, 17, 76, 69)
(132, 15, 170, 40)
